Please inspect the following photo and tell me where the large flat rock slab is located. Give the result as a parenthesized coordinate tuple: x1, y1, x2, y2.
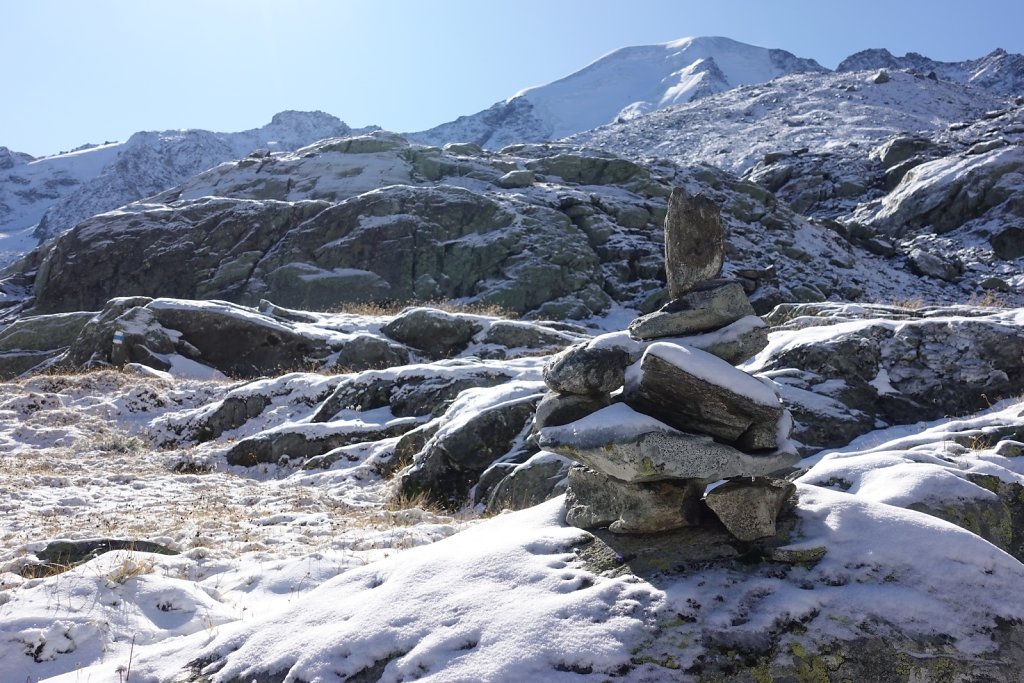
(624, 343, 786, 450)
(538, 404, 799, 482)
(628, 280, 755, 339)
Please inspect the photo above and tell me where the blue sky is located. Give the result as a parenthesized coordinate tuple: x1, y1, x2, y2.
(3, 0, 1023, 156)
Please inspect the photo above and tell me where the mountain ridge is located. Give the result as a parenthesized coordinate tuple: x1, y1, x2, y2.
(0, 111, 372, 260)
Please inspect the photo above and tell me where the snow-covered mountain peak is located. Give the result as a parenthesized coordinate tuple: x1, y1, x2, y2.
(410, 36, 825, 149)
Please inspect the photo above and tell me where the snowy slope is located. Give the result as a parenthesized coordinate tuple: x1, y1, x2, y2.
(571, 68, 1007, 174)
(0, 142, 123, 264)
(0, 111, 368, 262)
(838, 47, 1024, 95)
(409, 36, 825, 149)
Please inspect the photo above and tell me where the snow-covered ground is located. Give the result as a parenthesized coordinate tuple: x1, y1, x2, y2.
(3, 312, 1024, 680)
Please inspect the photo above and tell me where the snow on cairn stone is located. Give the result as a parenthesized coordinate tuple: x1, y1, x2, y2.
(622, 343, 784, 451)
(538, 190, 796, 539)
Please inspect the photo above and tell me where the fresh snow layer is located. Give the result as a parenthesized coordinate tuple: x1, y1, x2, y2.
(107, 498, 656, 683)
(572, 68, 1005, 174)
(514, 36, 822, 141)
(541, 402, 678, 448)
(4, 317, 1024, 680)
(631, 342, 781, 406)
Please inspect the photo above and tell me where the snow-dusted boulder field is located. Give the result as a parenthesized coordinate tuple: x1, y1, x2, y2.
(3, 300, 1024, 681)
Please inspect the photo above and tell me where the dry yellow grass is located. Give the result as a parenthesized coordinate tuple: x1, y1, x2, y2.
(328, 299, 517, 319)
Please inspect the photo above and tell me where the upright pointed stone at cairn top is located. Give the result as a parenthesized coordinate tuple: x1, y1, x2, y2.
(664, 189, 724, 298)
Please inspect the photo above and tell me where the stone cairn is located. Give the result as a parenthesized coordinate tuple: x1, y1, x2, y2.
(536, 189, 799, 541)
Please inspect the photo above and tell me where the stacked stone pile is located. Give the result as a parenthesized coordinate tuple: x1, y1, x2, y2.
(537, 189, 799, 540)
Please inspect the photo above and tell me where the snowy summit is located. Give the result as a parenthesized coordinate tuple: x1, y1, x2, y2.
(410, 36, 826, 149)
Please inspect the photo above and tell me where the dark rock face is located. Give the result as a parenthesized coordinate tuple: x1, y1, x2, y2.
(875, 135, 938, 170)
(381, 308, 482, 359)
(991, 226, 1024, 260)
(663, 190, 724, 297)
(757, 307, 1024, 450)
(53, 297, 419, 379)
(22, 185, 611, 319)
(334, 335, 411, 370)
(0, 310, 95, 379)
(226, 422, 416, 466)
(146, 300, 334, 377)
(481, 454, 571, 515)
(532, 391, 612, 431)
(853, 146, 1024, 238)
(29, 199, 332, 314)
(12, 141, 684, 321)
(312, 366, 512, 423)
(189, 394, 272, 443)
(477, 320, 582, 354)
(907, 248, 961, 281)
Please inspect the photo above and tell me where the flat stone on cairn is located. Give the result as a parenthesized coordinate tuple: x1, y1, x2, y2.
(628, 279, 755, 340)
(535, 188, 797, 539)
(539, 403, 797, 483)
(623, 343, 785, 452)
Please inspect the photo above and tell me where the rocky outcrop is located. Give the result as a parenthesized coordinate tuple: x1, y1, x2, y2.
(380, 308, 482, 359)
(396, 383, 545, 508)
(10, 140, 678, 320)
(312, 364, 514, 422)
(755, 303, 1024, 450)
(5, 294, 579, 388)
(6, 126, 995, 327)
(55, 297, 338, 378)
(851, 145, 1024, 239)
(0, 310, 95, 379)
